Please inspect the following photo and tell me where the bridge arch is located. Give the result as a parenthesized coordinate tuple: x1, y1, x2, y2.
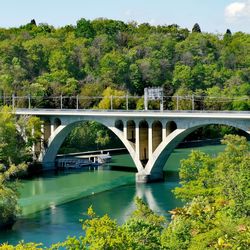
(145, 121, 250, 176)
(42, 118, 144, 173)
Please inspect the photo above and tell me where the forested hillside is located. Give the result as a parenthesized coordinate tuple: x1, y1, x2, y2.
(0, 19, 249, 110)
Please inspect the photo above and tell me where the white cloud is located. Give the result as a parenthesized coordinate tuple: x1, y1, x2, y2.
(225, 1, 250, 22)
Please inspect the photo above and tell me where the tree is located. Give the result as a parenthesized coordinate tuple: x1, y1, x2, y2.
(192, 23, 201, 33)
(79, 83, 103, 109)
(0, 242, 42, 249)
(98, 87, 127, 110)
(122, 197, 166, 250)
(164, 135, 250, 249)
(75, 18, 95, 39)
(30, 19, 37, 26)
(95, 130, 110, 149)
(216, 134, 250, 216)
(53, 197, 166, 250)
(0, 107, 42, 229)
(60, 121, 123, 153)
(0, 162, 27, 229)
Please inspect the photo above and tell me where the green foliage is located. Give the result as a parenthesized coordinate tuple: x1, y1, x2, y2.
(0, 19, 249, 110)
(166, 135, 250, 249)
(0, 107, 43, 229)
(79, 83, 104, 109)
(98, 87, 127, 109)
(0, 106, 41, 164)
(122, 197, 166, 250)
(52, 197, 166, 250)
(192, 23, 201, 33)
(60, 121, 123, 153)
(0, 242, 43, 250)
(75, 18, 95, 38)
(0, 162, 27, 227)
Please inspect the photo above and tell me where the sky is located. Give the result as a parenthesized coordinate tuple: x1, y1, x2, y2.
(1, 0, 250, 33)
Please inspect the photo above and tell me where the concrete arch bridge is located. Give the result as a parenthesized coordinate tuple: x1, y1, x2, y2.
(15, 109, 250, 183)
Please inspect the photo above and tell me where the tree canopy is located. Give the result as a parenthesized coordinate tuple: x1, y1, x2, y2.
(0, 19, 249, 110)
(0, 106, 42, 229)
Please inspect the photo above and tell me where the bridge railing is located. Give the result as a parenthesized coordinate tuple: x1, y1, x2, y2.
(1, 94, 249, 111)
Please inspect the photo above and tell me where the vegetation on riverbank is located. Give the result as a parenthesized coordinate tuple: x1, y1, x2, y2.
(1, 134, 249, 249)
(0, 106, 41, 229)
(59, 121, 123, 154)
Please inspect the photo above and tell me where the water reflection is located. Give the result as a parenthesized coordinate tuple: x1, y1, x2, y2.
(0, 144, 228, 246)
(0, 176, 181, 246)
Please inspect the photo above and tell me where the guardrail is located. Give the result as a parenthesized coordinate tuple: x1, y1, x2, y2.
(1, 94, 249, 111)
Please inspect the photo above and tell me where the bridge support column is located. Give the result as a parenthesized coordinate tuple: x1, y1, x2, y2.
(51, 122, 55, 134)
(135, 122, 140, 160)
(148, 122, 153, 161)
(123, 121, 127, 140)
(136, 171, 164, 183)
(162, 126, 166, 141)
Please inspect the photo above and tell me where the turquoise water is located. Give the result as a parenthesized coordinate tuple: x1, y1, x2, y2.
(19, 170, 135, 216)
(110, 144, 226, 171)
(0, 144, 226, 246)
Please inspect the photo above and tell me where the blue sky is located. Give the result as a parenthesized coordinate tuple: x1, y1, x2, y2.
(1, 0, 250, 33)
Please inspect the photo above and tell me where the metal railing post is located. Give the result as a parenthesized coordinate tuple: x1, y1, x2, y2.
(192, 95, 194, 110)
(60, 95, 63, 109)
(144, 90, 148, 111)
(176, 95, 179, 111)
(126, 95, 129, 110)
(12, 94, 15, 110)
(28, 94, 31, 109)
(110, 95, 113, 110)
(76, 95, 79, 110)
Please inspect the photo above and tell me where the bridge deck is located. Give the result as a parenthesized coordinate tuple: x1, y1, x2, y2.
(15, 109, 250, 119)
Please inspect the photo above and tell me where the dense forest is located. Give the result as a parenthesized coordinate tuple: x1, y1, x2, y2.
(0, 19, 249, 110)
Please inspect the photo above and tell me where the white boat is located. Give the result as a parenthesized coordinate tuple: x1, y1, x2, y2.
(56, 152, 112, 169)
(96, 152, 111, 164)
(57, 158, 92, 169)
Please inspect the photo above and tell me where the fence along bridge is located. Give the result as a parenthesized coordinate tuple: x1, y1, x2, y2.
(15, 107, 250, 183)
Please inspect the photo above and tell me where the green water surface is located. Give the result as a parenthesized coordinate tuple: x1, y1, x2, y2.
(0, 144, 226, 246)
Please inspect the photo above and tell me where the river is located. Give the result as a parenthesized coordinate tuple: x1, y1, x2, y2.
(0, 144, 225, 246)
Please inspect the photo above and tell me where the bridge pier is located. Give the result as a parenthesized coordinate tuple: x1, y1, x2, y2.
(136, 171, 164, 183)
